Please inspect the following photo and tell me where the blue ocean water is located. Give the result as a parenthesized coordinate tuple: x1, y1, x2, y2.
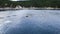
(0, 10, 60, 34)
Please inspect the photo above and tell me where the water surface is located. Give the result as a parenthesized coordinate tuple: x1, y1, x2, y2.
(0, 10, 60, 34)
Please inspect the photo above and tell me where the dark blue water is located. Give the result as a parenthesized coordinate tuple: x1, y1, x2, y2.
(0, 10, 60, 34)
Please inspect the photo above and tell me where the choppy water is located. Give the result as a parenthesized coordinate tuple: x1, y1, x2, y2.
(0, 10, 60, 34)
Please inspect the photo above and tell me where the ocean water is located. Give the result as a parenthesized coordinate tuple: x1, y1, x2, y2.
(0, 10, 60, 34)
